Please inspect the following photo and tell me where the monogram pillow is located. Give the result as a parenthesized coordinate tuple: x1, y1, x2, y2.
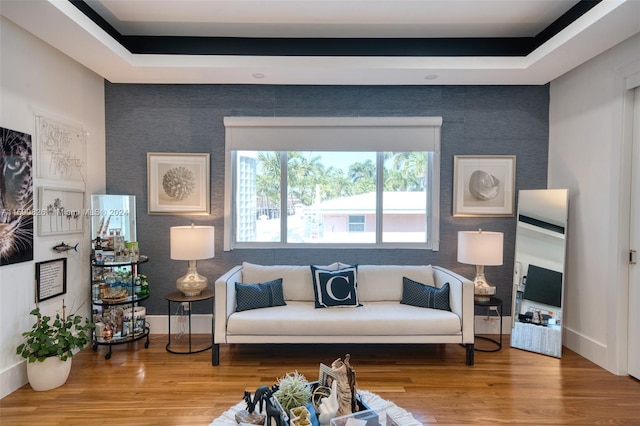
(310, 265, 359, 308)
(235, 278, 286, 312)
(400, 277, 451, 311)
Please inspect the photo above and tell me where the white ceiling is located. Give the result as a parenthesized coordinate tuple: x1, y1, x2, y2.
(1, 0, 639, 85)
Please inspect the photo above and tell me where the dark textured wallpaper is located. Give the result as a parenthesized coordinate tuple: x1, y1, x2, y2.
(104, 84, 549, 315)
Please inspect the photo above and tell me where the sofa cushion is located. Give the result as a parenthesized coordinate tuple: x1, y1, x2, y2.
(311, 265, 360, 308)
(400, 277, 450, 311)
(357, 265, 434, 302)
(227, 301, 462, 336)
(242, 262, 340, 301)
(235, 278, 286, 312)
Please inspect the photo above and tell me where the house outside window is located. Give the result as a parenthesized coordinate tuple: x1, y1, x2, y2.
(224, 117, 442, 250)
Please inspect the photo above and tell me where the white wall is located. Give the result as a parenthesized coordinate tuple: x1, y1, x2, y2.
(549, 33, 640, 374)
(0, 16, 106, 398)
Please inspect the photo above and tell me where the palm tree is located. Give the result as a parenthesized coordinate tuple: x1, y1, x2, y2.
(256, 152, 281, 212)
(348, 159, 376, 195)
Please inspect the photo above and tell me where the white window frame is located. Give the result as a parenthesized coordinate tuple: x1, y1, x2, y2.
(223, 117, 442, 251)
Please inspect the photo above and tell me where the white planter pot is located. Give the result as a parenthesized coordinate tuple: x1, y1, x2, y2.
(26, 356, 72, 391)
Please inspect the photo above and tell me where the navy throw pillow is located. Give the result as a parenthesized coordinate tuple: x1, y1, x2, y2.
(400, 277, 451, 311)
(310, 265, 359, 308)
(235, 278, 286, 312)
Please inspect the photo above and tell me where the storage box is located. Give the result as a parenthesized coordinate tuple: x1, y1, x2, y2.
(330, 409, 380, 426)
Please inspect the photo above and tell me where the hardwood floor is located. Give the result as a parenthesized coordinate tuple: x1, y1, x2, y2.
(1, 335, 639, 425)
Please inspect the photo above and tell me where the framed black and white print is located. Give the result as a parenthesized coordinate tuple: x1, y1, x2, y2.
(147, 153, 210, 215)
(453, 155, 516, 217)
(36, 258, 67, 302)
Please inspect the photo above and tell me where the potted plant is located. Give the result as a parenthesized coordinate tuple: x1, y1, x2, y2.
(16, 305, 93, 391)
(273, 371, 312, 413)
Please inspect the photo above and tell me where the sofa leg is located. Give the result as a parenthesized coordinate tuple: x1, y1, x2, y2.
(466, 343, 474, 365)
(212, 343, 219, 366)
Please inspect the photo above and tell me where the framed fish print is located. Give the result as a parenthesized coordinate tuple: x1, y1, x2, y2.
(453, 155, 516, 217)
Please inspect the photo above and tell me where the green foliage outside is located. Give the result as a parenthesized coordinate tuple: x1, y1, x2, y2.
(256, 151, 428, 209)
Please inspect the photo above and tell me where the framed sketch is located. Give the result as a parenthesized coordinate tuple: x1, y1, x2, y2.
(36, 258, 67, 302)
(35, 116, 86, 185)
(453, 155, 516, 217)
(147, 153, 210, 215)
(38, 187, 85, 236)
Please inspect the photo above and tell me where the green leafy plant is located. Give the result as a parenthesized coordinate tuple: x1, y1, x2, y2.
(17, 307, 93, 363)
(274, 371, 312, 412)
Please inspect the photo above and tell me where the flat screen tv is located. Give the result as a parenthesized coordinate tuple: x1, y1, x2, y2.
(523, 264, 563, 308)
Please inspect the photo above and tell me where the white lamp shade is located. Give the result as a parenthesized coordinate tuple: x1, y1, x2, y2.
(170, 225, 215, 260)
(457, 230, 503, 266)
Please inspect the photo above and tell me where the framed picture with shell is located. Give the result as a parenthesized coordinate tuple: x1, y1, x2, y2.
(147, 152, 210, 215)
(453, 155, 516, 217)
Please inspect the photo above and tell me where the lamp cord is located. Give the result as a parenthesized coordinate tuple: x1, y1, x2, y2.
(173, 303, 188, 340)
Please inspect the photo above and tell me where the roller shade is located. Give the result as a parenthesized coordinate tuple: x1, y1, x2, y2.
(224, 117, 442, 152)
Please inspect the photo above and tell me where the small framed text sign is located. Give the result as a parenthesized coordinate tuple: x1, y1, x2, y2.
(36, 258, 67, 302)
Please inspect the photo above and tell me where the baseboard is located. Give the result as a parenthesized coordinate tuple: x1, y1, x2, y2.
(475, 315, 512, 335)
(146, 314, 212, 335)
(563, 325, 607, 370)
(1, 360, 27, 400)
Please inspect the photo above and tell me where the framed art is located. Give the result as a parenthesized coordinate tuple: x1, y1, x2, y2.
(318, 363, 335, 388)
(147, 153, 210, 215)
(36, 258, 67, 302)
(38, 187, 85, 236)
(35, 116, 86, 185)
(453, 155, 516, 217)
(0, 126, 34, 266)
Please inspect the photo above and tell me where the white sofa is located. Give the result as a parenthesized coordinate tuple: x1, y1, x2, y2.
(213, 262, 475, 365)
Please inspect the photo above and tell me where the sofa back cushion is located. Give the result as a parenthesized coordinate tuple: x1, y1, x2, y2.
(357, 265, 434, 301)
(241, 262, 434, 302)
(242, 262, 340, 301)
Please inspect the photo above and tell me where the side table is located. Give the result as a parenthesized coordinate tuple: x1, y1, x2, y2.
(474, 296, 503, 352)
(165, 289, 214, 356)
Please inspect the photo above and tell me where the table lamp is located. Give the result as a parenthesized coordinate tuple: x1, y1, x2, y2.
(457, 229, 503, 302)
(170, 225, 215, 296)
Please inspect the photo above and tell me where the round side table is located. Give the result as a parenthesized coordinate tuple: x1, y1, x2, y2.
(474, 296, 503, 352)
(165, 289, 214, 354)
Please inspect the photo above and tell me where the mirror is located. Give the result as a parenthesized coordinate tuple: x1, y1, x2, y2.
(510, 189, 568, 358)
(90, 194, 137, 243)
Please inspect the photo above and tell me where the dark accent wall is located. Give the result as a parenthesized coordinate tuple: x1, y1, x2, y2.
(105, 84, 549, 315)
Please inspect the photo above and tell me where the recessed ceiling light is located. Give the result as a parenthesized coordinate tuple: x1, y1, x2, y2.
(425, 74, 438, 80)
(252, 73, 265, 79)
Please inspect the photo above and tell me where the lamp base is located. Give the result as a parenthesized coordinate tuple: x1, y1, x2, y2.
(473, 267, 496, 302)
(176, 261, 208, 297)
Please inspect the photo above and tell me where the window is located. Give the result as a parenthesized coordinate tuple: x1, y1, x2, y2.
(348, 216, 365, 232)
(224, 117, 442, 250)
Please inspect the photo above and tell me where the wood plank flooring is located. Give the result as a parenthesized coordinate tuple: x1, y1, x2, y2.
(1, 334, 639, 425)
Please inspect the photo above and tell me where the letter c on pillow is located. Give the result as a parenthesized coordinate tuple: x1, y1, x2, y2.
(325, 275, 351, 301)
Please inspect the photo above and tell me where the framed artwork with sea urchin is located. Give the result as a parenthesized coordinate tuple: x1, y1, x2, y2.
(147, 153, 210, 215)
(453, 155, 516, 217)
